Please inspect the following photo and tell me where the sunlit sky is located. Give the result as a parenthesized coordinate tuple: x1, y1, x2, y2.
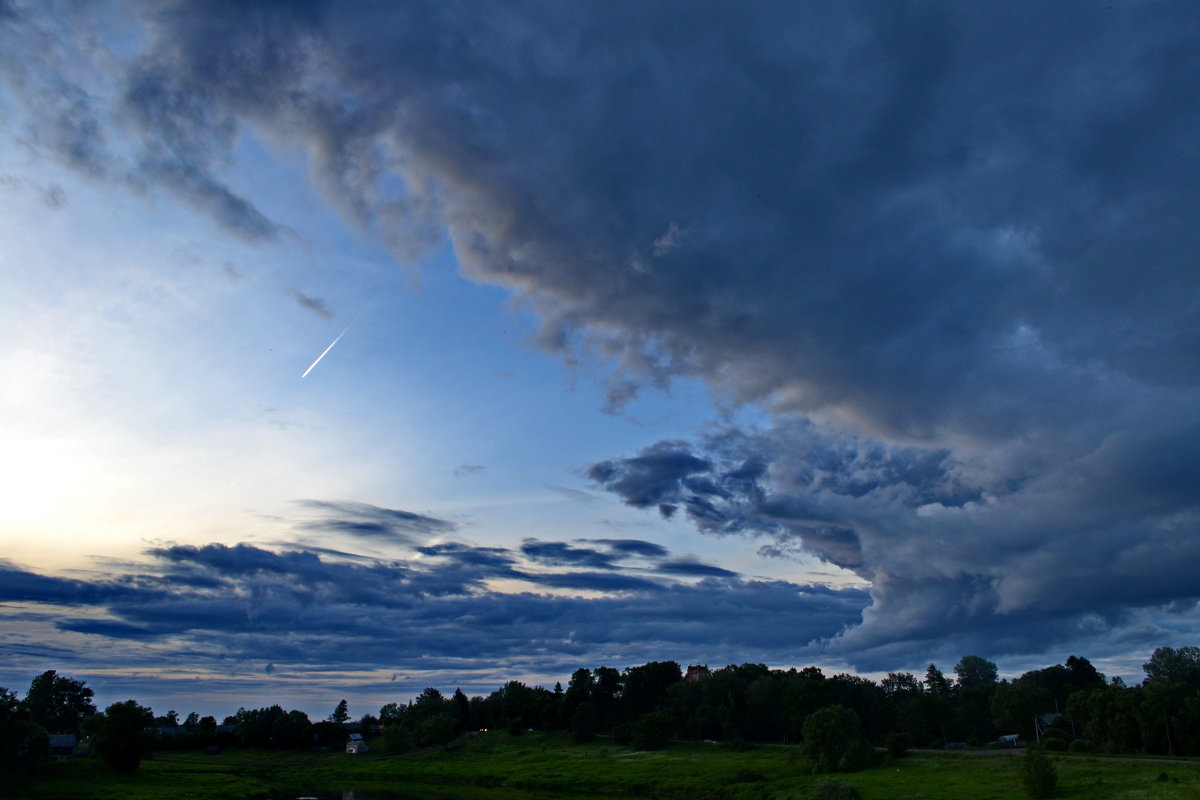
(2, 1, 1199, 718)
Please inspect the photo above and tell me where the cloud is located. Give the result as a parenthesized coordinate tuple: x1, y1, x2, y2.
(453, 464, 485, 477)
(290, 290, 334, 320)
(0, 543, 870, 686)
(296, 499, 456, 542)
(4, 1, 1200, 673)
(520, 539, 616, 570)
(590, 420, 1200, 668)
(582, 539, 669, 559)
(654, 558, 739, 579)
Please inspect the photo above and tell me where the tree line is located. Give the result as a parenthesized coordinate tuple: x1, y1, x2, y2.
(4, 646, 1200, 775)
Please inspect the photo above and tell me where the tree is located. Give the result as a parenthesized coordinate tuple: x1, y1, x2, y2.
(0, 687, 49, 772)
(1021, 745, 1058, 798)
(1143, 646, 1200, 687)
(801, 704, 874, 773)
(991, 679, 1052, 741)
(570, 702, 598, 742)
(329, 699, 350, 724)
(954, 655, 999, 690)
(629, 710, 673, 750)
(270, 709, 312, 749)
(21, 670, 96, 735)
(924, 664, 952, 697)
(417, 713, 458, 748)
(91, 700, 154, 772)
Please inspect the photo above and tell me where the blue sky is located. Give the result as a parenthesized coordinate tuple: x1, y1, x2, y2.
(1, 0, 1199, 718)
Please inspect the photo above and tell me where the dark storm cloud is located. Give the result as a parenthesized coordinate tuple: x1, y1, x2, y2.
(290, 290, 334, 320)
(520, 539, 616, 570)
(654, 558, 739, 579)
(297, 499, 456, 542)
(583, 539, 670, 559)
(4, 1, 1200, 669)
(0, 543, 870, 677)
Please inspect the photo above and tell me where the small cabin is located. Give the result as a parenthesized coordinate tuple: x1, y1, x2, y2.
(48, 734, 77, 760)
(346, 733, 368, 754)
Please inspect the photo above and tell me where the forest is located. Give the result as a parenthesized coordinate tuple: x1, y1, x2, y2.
(4, 645, 1200, 776)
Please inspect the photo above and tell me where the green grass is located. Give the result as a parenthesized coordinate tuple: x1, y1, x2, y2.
(10, 733, 1200, 800)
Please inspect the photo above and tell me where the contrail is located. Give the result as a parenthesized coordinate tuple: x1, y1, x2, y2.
(301, 311, 363, 378)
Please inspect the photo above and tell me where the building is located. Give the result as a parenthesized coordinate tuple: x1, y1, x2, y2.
(684, 664, 710, 683)
(345, 733, 369, 754)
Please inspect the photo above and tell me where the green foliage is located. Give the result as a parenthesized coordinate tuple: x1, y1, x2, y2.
(569, 701, 597, 742)
(1144, 646, 1200, 687)
(329, 698, 349, 724)
(885, 731, 909, 758)
(269, 709, 311, 749)
(1067, 738, 1094, 753)
(954, 655, 999, 689)
(1041, 735, 1068, 752)
(0, 693, 50, 775)
(801, 704, 874, 774)
(417, 712, 459, 748)
(810, 778, 863, 800)
(1021, 745, 1058, 798)
(629, 710, 673, 750)
(728, 767, 767, 783)
(91, 699, 154, 772)
(20, 671, 96, 735)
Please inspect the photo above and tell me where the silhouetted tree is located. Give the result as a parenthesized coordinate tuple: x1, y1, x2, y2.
(91, 700, 154, 772)
(21, 670, 96, 735)
(329, 699, 349, 724)
(802, 705, 874, 773)
(0, 687, 49, 772)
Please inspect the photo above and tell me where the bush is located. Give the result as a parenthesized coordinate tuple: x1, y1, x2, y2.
(1067, 739, 1094, 753)
(1041, 736, 1068, 752)
(629, 711, 673, 750)
(727, 768, 767, 784)
(810, 779, 862, 800)
(1021, 746, 1058, 799)
(92, 700, 154, 772)
(802, 705, 875, 774)
(885, 732, 909, 758)
(569, 703, 597, 742)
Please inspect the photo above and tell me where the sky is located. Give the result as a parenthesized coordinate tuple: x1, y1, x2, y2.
(1, 0, 1199, 719)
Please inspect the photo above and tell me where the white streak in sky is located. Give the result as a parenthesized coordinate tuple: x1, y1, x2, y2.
(301, 312, 363, 378)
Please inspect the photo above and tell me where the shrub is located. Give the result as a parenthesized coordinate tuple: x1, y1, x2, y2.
(92, 700, 154, 772)
(802, 705, 874, 774)
(1041, 736, 1068, 752)
(727, 768, 767, 784)
(629, 711, 673, 750)
(885, 732, 909, 758)
(810, 778, 862, 800)
(1021, 746, 1058, 799)
(1067, 739, 1094, 753)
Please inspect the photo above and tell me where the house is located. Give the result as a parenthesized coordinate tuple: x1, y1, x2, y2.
(48, 734, 77, 760)
(998, 734, 1020, 746)
(345, 732, 368, 754)
(684, 664, 710, 683)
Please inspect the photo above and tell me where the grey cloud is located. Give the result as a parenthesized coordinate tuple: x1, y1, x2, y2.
(583, 539, 670, 559)
(454, 464, 485, 477)
(290, 290, 334, 320)
(593, 420, 1200, 668)
(654, 558, 739, 579)
(520, 539, 616, 570)
(0, 543, 871, 681)
(297, 499, 456, 542)
(5, 1, 1200, 674)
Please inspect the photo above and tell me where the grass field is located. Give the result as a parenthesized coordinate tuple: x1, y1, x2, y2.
(10, 733, 1200, 800)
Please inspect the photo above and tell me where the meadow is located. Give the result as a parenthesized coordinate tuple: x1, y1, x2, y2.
(11, 733, 1200, 800)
